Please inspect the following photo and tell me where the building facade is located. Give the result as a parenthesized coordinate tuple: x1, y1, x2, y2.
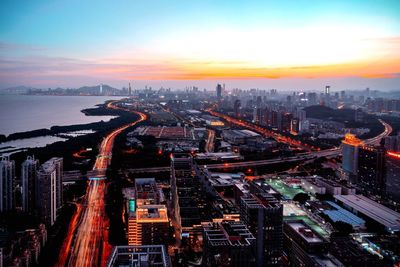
(21, 156, 39, 212)
(0, 156, 15, 212)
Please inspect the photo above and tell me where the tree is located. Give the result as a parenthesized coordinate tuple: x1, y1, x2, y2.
(293, 193, 310, 204)
(333, 221, 354, 236)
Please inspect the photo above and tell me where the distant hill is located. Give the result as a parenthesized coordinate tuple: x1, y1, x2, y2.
(304, 105, 355, 122)
(75, 84, 121, 95)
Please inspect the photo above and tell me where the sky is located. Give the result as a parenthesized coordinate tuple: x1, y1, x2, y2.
(1, 0, 400, 91)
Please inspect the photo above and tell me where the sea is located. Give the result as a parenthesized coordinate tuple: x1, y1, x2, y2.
(0, 95, 123, 154)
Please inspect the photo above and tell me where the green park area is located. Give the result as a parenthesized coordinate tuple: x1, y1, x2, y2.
(264, 179, 305, 200)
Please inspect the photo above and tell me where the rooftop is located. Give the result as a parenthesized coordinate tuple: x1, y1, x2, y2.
(107, 245, 170, 267)
(323, 201, 365, 228)
(334, 195, 400, 231)
(135, 205, 169, 223)
(284, 215, 329, 238)
(286, 221, 324, 244)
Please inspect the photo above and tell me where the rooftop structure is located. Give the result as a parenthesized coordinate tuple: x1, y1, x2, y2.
(133, 126, 194, 140)
(203, 221, 255, 247)
(334, 194, 400, 232)
(286, 221, 324, 244)
(342, 133, 364, 146)
(135, 205, 168, 223)
(222, 129, 262, 145)
(107, 245, 170, 267)
(322, 201, 365, 229)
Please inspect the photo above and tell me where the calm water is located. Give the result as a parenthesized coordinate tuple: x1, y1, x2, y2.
(0, 95, 122, 135)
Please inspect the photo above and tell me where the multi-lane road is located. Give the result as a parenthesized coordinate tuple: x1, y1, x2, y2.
(124, 115, 393, 174)
(206, 108, 318, 151)
(56, 101, 147, 267)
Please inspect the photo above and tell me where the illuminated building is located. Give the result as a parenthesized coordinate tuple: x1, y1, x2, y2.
(202, 221, 256, 267)
(278, 113, 293, 132)
(386, 152, 400, 203)
(0, 156, 15, 212)
(21, 156, 39, 212)
(124, 178, 169, 246)
(107, 245, 171, 267)
(290, 118, 300, 134)
(341, 134, 364, 183)
(240, 193, 283, 267)
(127, 204, 169, 246)
(357, 146, 386, 197)
(36, 158, 64, 226)
(325, 85, 330, 95)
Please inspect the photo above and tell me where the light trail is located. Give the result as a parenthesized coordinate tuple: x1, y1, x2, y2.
(56, 101, 147, 267)
(206, 108, 317, 151)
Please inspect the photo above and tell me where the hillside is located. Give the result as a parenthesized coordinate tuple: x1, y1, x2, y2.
(304, 105, 355, 122)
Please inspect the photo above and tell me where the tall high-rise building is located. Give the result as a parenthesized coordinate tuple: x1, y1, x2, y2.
(290, 118, 300, 134)
(21, 156, 39, 212)
(307, 92, 317, 106)
(325, 85, 330, 95)
(341, 134, 364, 184)
(233, 99, 241, 117)
(36, 162, 57, 226)
(0, 156, 15, 212)
(240, 193, 283, 267)
(203, 221, 256, 267)
(36, 158, 63, 226)
(357, 146, 386, 197)
(49, 157, 63, 210)
(216, 84, 223, 99)
(128, 82, 132, 96)
(386, 152, 400, 203)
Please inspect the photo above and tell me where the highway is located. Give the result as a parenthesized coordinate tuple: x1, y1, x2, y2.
(206, 108, 318, 151)
(56, 101, 147, 267)
(125, 118, 393, 174)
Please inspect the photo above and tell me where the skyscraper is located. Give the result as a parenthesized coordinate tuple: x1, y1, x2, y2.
(234, 99, 241, 117)
(36, 158, 63, 226)
(0, 156, 15, 212)
(21, 156, 39, 212)
(240, 193, 283, 267)
(36, 162, 57, 226)
(341, 134, 364, 184)
(216, 84, 222, 99)
(357, 146, 386, 197)
(325, 85, 330, 95)
(128, 82, 132, 96)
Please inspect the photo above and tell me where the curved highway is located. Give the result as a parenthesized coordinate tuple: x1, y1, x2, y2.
(56, 101, 147, 267)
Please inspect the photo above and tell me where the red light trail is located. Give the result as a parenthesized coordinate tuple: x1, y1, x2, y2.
(56, 101, 147, 267)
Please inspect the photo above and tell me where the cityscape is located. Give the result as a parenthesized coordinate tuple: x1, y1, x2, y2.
(1, 1, 400, 267)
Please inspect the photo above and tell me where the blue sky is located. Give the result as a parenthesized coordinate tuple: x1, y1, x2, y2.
(1, 0, 400, 90)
